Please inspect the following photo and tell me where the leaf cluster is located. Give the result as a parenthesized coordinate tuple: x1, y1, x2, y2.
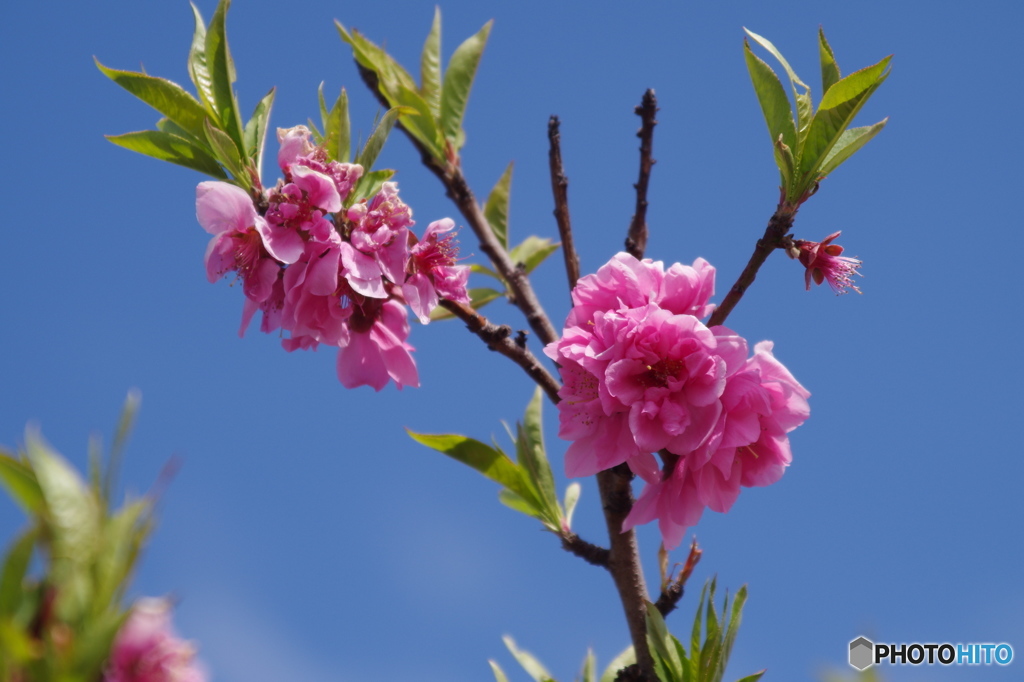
(408, 388, 578, 535)
(0, 393, 155, 682)
(744, 28, 889, 206)
(489, 635, 635, 682)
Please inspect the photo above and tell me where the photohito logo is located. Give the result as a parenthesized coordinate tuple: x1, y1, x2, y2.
(849, 636, 1014, 670)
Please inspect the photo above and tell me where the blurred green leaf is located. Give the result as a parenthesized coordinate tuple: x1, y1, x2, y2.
(92, 499, 152, 616)
(407, 431, 539, 506)
(0, 619, 36, 664)
(439, 20, 493, 147)
(818, 28, 841, 96)
(355, 106, 410, 170)
(349, 169, 395, 207)
(470, 263, 503, 282)
(799, 56, 891, 178)
(204, 0, 245, 150)
(742, 40, 796, 155)
(106, 131, 227, 178)
(733, 673, 766, 682)
(104, 389, 141, 503)
(243, 87, 275, 176)
(816, 119, 887, 178)
(510, 236, 560, 274)
(428, 287, 503, 321)
(0, 451, 43, 515)
(579, 649, 597, 682)
(484, 162, 513, 250)
(599, 646, 636, 682)
(562, 482, 581, 531)
(95, 60, 210, 141)
(489, 660, 512, 682)
(503, 635, 558, 682)
(420, 7, 443, 118)
(0, 527, 36, 618)
(71, 608, 130, 677)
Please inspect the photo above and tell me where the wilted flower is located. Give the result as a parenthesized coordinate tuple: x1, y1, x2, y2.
(794, 231, 862, 294)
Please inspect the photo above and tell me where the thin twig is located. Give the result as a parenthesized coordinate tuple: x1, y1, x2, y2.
(654, 538, 702, 617)
(548, 116, 580, 292)
(706, 203, 797, 327)
(437, 300, 561, 404)
(625, 90, 658, 260)
(357, 65, 559, 348)
(560, 532, 610, 567)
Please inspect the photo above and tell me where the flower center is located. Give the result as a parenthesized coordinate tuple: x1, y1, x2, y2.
(638, 358, 684, 389)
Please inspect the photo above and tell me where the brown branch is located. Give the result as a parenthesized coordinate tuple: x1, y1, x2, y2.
(357, 65, 559, 349)
(597, 463, 655, 676)
(706, 203, 798, 327)
(438, 300, 561, 404)
(625, 90, 658, 260)
(654, 537, 702, 617)
(560, 531, 610, 567)
(548, 116, 580, 292)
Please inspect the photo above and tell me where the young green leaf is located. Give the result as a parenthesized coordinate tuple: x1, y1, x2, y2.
(484, 162, 514, 250)
(406, 431, 540, 507)
(733, 673, 765, 682)
(720, 586, 749, 672)
(509, 236, 560, 274)
(773, 135, 796, 189)
(497, 489, 549, 525)
(321, 88, 350, 163)
(646, 601, 684, 682)
(516, 388, 558, 519)
(489, 660, 512, 682)
(579, 648, 597, 682)
(439, 20, 493, 146)
(187, 2, 214, 113)
(204, 0, 245, 151)
(0, 527, 36, 618)
(744, 28, 813, 144)
(816, 118, 887, 178)
(349, 169, 396, 207)
(799, 55, 891, 178)
(95, 60, 210, 141)
(503, 635, 558, 682)
(420, 7, 443, 117)
(204, 119, 249, 187)
(390, 83, 445, 161)
(599, 646, 636, 682)
(819, 28, 841, 96)
(355, 106, 410, 170)
(105, 131, 228, 178)
(742, 41, 797, 156)
(428, 287, 504, 321)
(244, 87, 275, 176)
(562, 482, 581, 531)
(0, 451, 43, 514)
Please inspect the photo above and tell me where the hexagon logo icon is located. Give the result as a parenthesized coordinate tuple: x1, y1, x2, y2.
(849, 636, 874, 670)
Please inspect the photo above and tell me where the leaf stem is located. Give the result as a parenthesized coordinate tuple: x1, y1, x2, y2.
(547, 116, 580, 293)
(625, 90, 658, 260)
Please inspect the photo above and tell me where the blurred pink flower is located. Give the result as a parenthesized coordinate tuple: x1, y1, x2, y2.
(103, 599, 206, 682)
(794, 230, 862, 294)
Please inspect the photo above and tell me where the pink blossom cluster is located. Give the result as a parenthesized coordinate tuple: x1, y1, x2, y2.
(545, 253, 810, 549)
(103, 599, 206, 682)
(196, 126, 470, 390)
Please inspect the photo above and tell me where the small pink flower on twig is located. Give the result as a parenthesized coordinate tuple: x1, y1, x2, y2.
(793, 231, 862, 294)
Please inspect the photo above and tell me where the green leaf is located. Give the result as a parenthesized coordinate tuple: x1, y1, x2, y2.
(420, 7, 443, 118)
(516, 388, 558, 520)
(95, 60, 210, 141)
(819, 27, 841, 96)
(816, 118, 887, 178)
(92, 499, 152, 615)
(733, 673, 765, 682)
(0, 619, 36, 664)
(71, 608, 130, 677)
(322, 87, 350, 163)
(579, 648, 597, 682)
(439, 20, 493, 147)
(187, 2, 214, 113)
(205, 0, 245, 151)
(0, 451, 43, 514)
(349, 169, 396, 207)
(355, 106, 410, 170)
(428, 287, 503, 321)
(690, 582, 707, 660)
(599, 646, 636, 682)
(104, 389, 141, 502)
(204, 119, 249, 187)
(744, 28, 812, 142)
(106, 130, 227, 178)
(244, 87, 275, 177)
(0, 527, 36, 618)
(407, 431, 539, 506)
(503, 635, 557, 682)
(646, 601, 684, 682)
(799, 55, 891, 178)
(484, 162, 513, 250)
(720, 586, 749, 674)
(471, 263, 504, 282)
(497, 489, 550, 526)
(742, 40, 796, 155)
(773, 135, 796, 189)
(562, 482, 581, 531)
(509, 236, 560, 274)
(489, 660, 511, 682)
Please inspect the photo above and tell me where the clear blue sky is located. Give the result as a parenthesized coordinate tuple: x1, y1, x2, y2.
(2, 1, 1022, 680)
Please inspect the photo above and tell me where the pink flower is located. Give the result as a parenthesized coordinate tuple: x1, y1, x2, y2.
(402, 218, 470, 323)
(337, 298, 419, 390)
(794, 231, 862, 294)
(103, 599, 206, 682)
(346, 182, 413, 283)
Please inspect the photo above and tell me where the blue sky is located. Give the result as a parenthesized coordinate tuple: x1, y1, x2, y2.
(2, 1, 1022, 681)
